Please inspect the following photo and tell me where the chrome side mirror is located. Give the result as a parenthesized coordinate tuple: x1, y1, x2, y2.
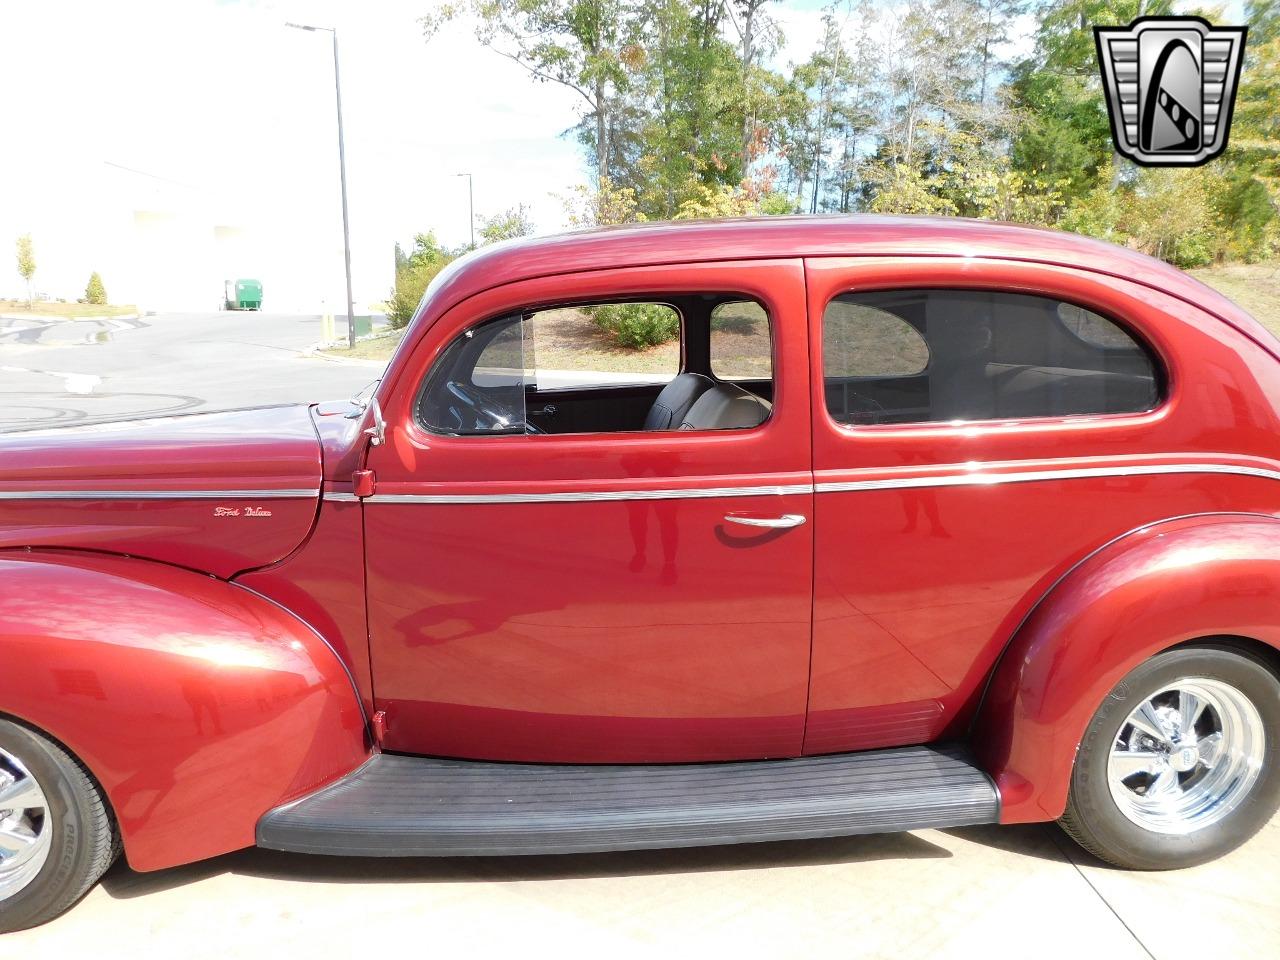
(362, 396, 386, 447)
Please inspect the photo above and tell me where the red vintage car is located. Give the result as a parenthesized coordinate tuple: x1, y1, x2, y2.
(3, 216, 1279, 930)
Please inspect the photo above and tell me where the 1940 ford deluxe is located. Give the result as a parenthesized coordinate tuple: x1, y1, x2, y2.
(3, 216, 1280, 930)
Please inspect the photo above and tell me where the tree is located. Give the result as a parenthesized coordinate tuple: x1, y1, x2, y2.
(478, 205, 536, 244)
(386, 232, 461, 329)
(424, 0, 635, 187)
(725, 0, 783, 171)
(84, 272, 107, 306)
(15, 234, 35, 304)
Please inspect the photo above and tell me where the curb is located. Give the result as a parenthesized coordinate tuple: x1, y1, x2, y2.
(0, 312, 141, 323)
(300, 342, 389, 367)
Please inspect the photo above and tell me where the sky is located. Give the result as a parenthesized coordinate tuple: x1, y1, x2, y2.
(0, 0, 1245, 311)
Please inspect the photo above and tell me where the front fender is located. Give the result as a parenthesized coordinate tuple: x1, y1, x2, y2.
(973, 514, 1280, 823)
(0, 550, 369, 870)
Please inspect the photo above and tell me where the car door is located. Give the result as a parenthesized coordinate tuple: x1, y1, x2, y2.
(801, 256, 1280, 757)
(362, 259, 813, 763)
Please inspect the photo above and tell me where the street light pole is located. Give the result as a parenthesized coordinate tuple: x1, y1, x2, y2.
(455, 172, 474, 249)
(287, 22, 357, 349)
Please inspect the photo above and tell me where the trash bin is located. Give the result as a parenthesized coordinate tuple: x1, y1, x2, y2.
(224, 279, 263, 311)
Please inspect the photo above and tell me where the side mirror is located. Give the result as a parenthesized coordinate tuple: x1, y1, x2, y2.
(362, 396, 386, 447)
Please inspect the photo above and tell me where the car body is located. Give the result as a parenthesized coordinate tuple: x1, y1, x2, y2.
(3, 216, 1280, 928)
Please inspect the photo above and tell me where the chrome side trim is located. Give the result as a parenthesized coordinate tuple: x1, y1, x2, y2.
(365, 483, 812, 505)
(0, 488, 320, 501)
(342, 462, 1280, 505)
(815, 462, 1280, 494)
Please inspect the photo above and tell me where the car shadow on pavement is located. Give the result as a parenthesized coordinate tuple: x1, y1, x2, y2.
(99, 822, 1066, 901)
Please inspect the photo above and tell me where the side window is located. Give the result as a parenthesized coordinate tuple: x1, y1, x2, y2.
(417, 296, 775, 436)
(525, 304, 679, 391)
(710, 300, 772, 380)
(418, 313, 529, 435)
(822, 289, 1159, 426)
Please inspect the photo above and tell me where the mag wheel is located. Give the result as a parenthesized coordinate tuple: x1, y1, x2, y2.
(0, 720, 119, 933)
(1061, 645, 1280, 869)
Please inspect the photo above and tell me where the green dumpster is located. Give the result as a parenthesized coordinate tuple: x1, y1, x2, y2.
(224, 279, 263, 311)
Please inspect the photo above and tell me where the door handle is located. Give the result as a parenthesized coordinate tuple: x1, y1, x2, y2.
(724, 513, 807, 529)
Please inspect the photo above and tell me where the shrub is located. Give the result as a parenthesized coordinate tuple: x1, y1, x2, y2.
(84, 272, 107, 305)
(386, 261, 447, 329)
(585, 303, 679, 349)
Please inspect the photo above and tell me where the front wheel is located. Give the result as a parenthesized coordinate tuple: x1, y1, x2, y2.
(1061, 643, 1280, 869)
(0, 720, 119, 932)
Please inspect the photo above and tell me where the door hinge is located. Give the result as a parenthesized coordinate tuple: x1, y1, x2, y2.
(371, 709, 388, 747)
(352, 469, 376, 498)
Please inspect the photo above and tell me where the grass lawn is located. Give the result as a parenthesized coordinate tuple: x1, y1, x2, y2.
(0, 299, 140, 318)
(318, 262, 1280, 366)
(321, 328, 407, 361)
(1190, 261, 1280, 339)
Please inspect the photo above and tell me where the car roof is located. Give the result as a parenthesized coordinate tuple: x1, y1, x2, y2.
(411, 215, 1275, 356)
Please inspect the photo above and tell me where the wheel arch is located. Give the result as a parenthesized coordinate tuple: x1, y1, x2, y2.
(0, 549, 370, 871)
(972, 512, 1280, 823)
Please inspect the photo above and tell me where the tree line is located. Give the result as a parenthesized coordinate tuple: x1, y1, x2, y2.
(420, 0, 1277, 267)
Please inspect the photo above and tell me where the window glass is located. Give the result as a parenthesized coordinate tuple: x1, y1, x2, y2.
(710, 300, 773, 380)
(824, 299, 929, 378)
(525, 303, 679, 391)
(418, 313, 528, 435)
(822, 289, 1159, 426)
(417, 297, 774, 437)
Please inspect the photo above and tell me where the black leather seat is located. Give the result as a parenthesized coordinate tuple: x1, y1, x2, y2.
(644, 373, 715, 430)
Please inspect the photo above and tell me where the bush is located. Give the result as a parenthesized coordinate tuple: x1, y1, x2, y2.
(386, 261, 447, 329)
(84, 272, 107, 305)
(586, 303, 679, 349)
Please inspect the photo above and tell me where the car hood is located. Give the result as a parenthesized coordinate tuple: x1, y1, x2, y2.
(0, 405, 323, 577)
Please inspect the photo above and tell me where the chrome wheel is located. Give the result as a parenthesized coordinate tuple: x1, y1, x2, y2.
(0, 747, 52, 901)
(1108, 676, 1265, 835)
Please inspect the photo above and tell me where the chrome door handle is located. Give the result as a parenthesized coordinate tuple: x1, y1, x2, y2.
(724, 513, 807, 529)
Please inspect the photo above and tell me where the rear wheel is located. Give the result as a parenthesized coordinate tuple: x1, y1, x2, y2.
(0, 720, 119, 932)
(1060, 644, 1280, 869)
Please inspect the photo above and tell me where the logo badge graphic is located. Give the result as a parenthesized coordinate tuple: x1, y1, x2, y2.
(1095, 16, 1247, 166)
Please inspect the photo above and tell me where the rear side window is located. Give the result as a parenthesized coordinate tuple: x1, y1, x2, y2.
(822, 289, 1159, 426)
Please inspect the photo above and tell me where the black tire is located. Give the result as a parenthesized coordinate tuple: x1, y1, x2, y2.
(1060, 643, 1280, 869)
(0, 720, 119, 933)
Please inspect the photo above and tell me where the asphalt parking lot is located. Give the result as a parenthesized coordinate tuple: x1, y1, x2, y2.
(7, 817, 1278, 957)
(4, 310, 1278, 956)
(0, 311, 379, 431)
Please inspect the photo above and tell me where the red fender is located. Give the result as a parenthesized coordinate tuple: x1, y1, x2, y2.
(0, 550, 369, 870)
(973, 514, 1280, 823)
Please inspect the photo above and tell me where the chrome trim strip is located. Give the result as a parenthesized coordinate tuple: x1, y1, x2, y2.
(0, 488, 319, 501)
(815, 462, 1280, 494)
(366, 483, 812, 505)
(343, 462, 1280, 505)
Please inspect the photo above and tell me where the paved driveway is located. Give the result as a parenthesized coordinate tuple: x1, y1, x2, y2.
(7, 817, 1278, 956)
(0, 311, 380, 431)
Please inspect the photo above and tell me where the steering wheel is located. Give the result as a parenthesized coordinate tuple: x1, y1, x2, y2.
(445, 381, 543, 434)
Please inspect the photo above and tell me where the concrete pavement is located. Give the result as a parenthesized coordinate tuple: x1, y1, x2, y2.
(0, 311, 380, 431)
(8, 816, 1278, 957)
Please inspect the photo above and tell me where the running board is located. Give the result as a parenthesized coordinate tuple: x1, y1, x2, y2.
(257, 743, 999, 857)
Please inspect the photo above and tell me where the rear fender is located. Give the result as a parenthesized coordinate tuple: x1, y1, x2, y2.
(973, 514, 1280, 822)
(0, 550, 370, 871)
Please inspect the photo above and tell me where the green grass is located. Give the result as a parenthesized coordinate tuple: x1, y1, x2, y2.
(1190, 261, 1280, 338)
(319, 328, 406, 361)
(0, 299, 139, 318)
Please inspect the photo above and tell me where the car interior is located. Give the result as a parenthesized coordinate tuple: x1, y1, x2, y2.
(416, 294, 774, 437)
